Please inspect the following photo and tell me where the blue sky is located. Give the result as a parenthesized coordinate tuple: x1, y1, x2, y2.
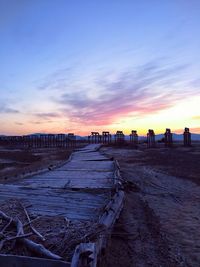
(0, 0, 200, 135)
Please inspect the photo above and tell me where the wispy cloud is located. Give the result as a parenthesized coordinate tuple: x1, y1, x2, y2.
(0, 103, 19, 114)
(30, 120, 55, 124)
(34, 112, 60, 119)
(36, 67, 74, 91)
(54, 61, 194, 126)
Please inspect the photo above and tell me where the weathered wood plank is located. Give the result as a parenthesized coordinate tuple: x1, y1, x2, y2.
(71, 243, 97, 267)
(57, 161, 114, 171)
(0, 254, 70, 267)
(0, 144, 125, 266)
(15, 170, 114, 189)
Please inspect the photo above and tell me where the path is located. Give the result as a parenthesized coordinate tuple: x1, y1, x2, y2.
(0, 144, 115, 221)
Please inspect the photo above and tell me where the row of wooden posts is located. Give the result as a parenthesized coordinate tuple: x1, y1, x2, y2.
(0, 128, 192, 148)
(88, 128, 192, 147)
(147, 127, 191, 148)
(0, 133, 76, 148)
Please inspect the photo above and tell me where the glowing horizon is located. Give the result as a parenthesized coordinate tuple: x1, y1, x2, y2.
(0, 1, 200, 136)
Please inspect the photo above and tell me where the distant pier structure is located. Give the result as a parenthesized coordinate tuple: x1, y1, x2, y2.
(130, 130, 138, 147)
(88, 132, 101, 144)
(115, 131, 125, 144)
(0, 134, 76, 148)
(164, 128, 173, 147)
(68, 133, 76, 147)
(102, 131, 112, 144)
(183, 127, 191, 146)
(147, 129, 156, 148)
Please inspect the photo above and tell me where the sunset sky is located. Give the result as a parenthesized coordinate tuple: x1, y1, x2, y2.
(0, 0, 200, 136)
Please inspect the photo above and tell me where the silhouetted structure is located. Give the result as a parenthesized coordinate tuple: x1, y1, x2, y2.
(183, 127, 191, 146)
(102, 131, 111, 144)
(164, 128, 173, 147)
(147, 129, 156, 148)
(0, 134, 76, 148)
(68, 133, 76, 147)
(130, 130, 138, 147)
(115, 131, 125, 144)
(89, 132, 101, 144)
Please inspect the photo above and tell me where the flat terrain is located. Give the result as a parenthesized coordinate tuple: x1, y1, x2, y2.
(0, 147, 73, 183)
(0, 144, 117, 262)
(101, 143, 200, 267)
(1, 143, 200, 266)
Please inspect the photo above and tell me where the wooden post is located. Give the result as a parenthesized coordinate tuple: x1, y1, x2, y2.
(68, 133, 76, 148)
(130, 130, 138, 148)
(183, 127, 191, 146)
(102, 132, 111, 144)
(115, 131, 125, 145)
(91, 132, 100, 144)
(147, 129, 156, 148)
(164, 128, 173, 147)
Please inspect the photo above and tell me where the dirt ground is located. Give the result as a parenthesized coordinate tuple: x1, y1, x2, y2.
(0, 146, 74, 183)
(101, 143, 200, 267)
(1, 143, 200, 266)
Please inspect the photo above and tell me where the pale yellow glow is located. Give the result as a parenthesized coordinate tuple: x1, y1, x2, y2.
(1, 95, 200, 136)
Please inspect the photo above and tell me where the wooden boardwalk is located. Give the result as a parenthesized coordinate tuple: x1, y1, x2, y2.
(0, 144, 124, 266)
(0, 144, 115, 220)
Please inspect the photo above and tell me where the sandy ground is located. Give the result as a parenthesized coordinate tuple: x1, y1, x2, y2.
(101, 143, 200, 267)
(0, 146, 74, 183)
(1, 143, 200, 266)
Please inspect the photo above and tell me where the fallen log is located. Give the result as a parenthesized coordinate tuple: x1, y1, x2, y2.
(22, 204, 45, 241)
(0, 210, 62, 260)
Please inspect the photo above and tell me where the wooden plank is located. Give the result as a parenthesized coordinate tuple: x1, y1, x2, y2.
(0, 144, 125, 266)
(70, 191, 125, 266)
(0, 254, 70, 267)
(71, 243, 97, 267)
(16, 171, 114, 189)
(0, 184, 110, 220)
(99, 190, 124, 228)
(57, 161, 114, 171)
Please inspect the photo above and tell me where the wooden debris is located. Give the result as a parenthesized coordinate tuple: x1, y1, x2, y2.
(22, 204, 45, 241)
(0, 210, 62, 260)
(71, 243, 97, 267)
(0, 254, 70, 267)
(0, 144, 125, 266)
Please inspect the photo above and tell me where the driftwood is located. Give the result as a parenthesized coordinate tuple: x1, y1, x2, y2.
(23, 216, 42, 227)
(6, 233, 33, 241)
(0, 210, 62, 260)
(0, 218, 12, 234)
(22, 204, 45, 241)
(71, 243, 97, 267)
(71, 190, 124, 267)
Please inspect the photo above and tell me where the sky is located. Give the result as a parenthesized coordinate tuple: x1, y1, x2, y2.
(0, 0, 200, 136)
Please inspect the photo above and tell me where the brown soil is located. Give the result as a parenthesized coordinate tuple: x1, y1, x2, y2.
(126, 144, 200, 186)
(104, 193, 178, 267)
(0, 147, 74, 183)
(101, 143, 200, 267)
